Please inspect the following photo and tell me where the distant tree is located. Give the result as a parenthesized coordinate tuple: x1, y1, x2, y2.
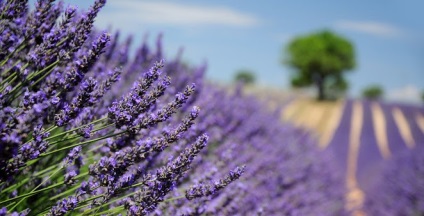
(284, 30, 355, 100)
(422, 90, 424, 102)
(234, 70, 256, 85)
(362, 85, 384, 100)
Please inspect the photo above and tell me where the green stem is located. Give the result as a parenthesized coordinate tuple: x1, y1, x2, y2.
(0, 61, 25, 88)
(45, 117, 108, 142)
(49, 185, 79, 201)
(0, 164, 57, 195)
(45, 125, 57, 133)
(86, 193, 185, 215)
(19, 121, 112, 168)
(163, 195, 185, 203)
(47, 122, 113, 147)
(72, 194, 104, 213)
(83, 193, 132, 215)
(0, 72, 16, 86)
(49, 171, 89, 201)
(8, 166, 63, 211)
(0, 75, 17, 92)
(48, 135, 79, 147)
(26, 60, 59, 81)
(37, 165, 61, 178)
(92, 206, 124, 216)
(21, 117, 107, 147)
(0, 181, 63, 205)
(37, 194, 103, 215)
(0, 2, 10, 20)
(0, 40, 27, 67)
(6, 60, 60, 102)
(5, 202, 16, 210)
(0, 170, 91, 208)
(82, 178, 156, 215)
(29, 63, 59, 87)
(39, 131, 126, 158)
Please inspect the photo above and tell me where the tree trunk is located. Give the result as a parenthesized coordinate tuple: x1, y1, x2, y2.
(317, 81, 325, 101)
(315, 74, 326, 101)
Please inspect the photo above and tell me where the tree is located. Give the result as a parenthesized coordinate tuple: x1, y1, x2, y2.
(234, 70, 256, 85)
(422, 90, 424, 103)
(285, 30, 355, 100)
(362, 85, 384, 100)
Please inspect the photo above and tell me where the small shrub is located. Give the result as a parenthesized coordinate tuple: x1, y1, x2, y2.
(362, 85, 384, 100)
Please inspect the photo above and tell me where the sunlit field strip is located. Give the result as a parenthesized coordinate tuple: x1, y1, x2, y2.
(371, 102, 391, 159)
(295, 100, 316, 128)
(345, 101, 365, 212)
(314, 102, 332, 134)
(291, 100, 310, 127)
(282, 98, 346, 149)
(319, 100, 345, 149)
(416, 112, 424, 134)
(392, 107, 415, 149)
(281, 98, 302, 121)
(304, 101, 327, 131)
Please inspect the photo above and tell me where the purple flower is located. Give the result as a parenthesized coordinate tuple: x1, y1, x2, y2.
(63, 146, 82, 167)
(108, 61, 165, 129)
(4, 124, 50, 178)
(76, 124, 94, 138)
(68, 0, 107, 52)
(126, 134, 209, 215)
(64, 170, 78, 185)
(55, 77, 97, 126)
(62, 33, 110, 92)
(185, 165, 246, 200)
(47, 196, 78, 216)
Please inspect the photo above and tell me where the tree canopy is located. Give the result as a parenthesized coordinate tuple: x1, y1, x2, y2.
(362, 85, 384, 100)
(421, 90, 424, 102)
(285, 30, 355, 100)
(234, 70, 256, 85)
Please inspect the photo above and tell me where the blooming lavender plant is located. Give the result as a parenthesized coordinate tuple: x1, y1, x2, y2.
(0, 1, 242, 215)
(155, 87, 347, 215)
(0, 1, 346, 215)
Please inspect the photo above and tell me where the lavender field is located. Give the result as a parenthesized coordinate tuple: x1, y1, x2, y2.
(283, 98, 424, 214)
(0, 1, 423, 216)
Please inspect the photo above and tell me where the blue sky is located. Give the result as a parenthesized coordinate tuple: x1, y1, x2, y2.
(64, 0, 423, 103)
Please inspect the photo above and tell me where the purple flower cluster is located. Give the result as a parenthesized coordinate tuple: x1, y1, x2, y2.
(153, 87, 347, 215)
(185, 166, 246, 200)
(0, 1, 346, 215)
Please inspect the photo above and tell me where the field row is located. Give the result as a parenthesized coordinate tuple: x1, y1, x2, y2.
(282, 99, 424, 212)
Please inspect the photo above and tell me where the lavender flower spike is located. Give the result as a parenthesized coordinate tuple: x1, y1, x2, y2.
(47, 196, 78, 216)
(3, 125, 49, 180)
(55, 77, 97, 126)
(126, 134, 209, 215)
(185, 165, 246, 200)
(63, 33, 110, 91)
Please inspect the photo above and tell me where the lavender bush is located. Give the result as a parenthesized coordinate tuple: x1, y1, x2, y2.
(364, 145, 424, 216)
(0, 1, 345, 215)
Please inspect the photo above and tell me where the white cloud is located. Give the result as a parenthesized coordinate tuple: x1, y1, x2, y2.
(387, 85, 422, 104)
(334, 20, 404, 37)
(97, 0, 260, 29)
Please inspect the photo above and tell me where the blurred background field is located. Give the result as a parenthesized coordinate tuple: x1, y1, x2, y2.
(92, 0, 423, 214)
(59, 0, 423, 104)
